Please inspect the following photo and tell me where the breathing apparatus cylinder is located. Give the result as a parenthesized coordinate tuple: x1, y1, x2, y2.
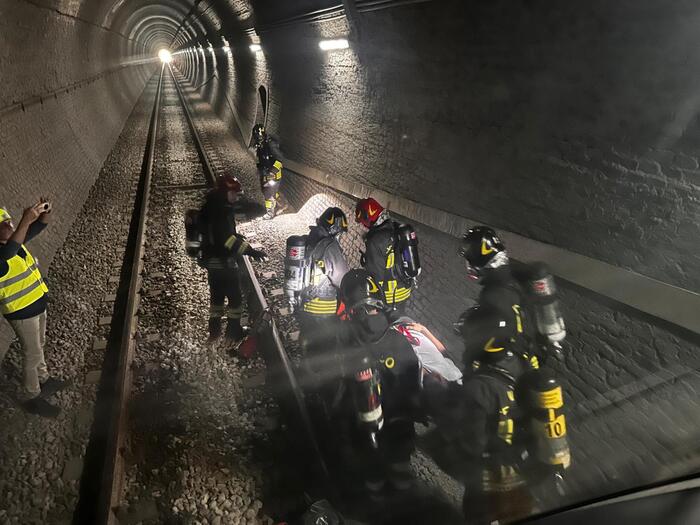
(395, 223, 421, 280)
(184, 209, 202, 258)
(284, 235, 309, 309)
(527, 263, 566, 344)
(524, 368, 571, 471)
(353, 356, 384, 448)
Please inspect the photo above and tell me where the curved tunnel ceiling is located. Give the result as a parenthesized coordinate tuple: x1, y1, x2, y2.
(96, 0, 281, 58)
(70, 0, 332, 59)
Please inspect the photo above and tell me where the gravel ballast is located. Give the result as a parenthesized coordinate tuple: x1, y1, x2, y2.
(0, 77, 158, 525)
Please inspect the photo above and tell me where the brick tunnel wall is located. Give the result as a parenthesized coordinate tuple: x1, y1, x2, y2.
(0, 1, 156, 357)
(182, 0, 700, 292)
(177, 0, 700, 505)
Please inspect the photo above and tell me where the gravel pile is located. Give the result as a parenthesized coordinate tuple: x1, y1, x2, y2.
(0, 79, 158, 524)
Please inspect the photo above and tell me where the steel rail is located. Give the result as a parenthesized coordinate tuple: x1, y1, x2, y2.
(169, 64, 217, 187)
(169, 65, 332, 488)
(72, 64, 165, 525)
(99, 62, 165, 525)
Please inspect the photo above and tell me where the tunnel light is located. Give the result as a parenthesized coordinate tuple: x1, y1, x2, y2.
(318, 39, 349, 51)
(249, 43, 262, 52)
(222, 37, 231, 54)
(158, 49, 172, 63)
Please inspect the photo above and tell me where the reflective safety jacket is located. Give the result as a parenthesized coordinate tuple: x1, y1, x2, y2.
(0, 245, 48, 316)
(256, 141, 283, 185)
(260, 159, 283, 186)
(300, 226, 349, 316)
(362, 219, 412, 306)
(453, 353, 537, 493)
(199, 190, 253, 269)
(479, 265, 540, 355)
(339, 325, 421, 422)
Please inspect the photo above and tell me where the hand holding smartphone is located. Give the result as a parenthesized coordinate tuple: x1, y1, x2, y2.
(37, 199, 52, 214)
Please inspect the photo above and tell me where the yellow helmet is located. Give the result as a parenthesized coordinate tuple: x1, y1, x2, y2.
(0, 208, 11, 223)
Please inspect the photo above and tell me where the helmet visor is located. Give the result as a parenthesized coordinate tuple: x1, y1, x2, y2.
(350, 298, 385, 316)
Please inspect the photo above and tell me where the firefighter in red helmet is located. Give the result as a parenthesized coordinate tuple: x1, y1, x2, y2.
(198, 174, 267, 343)
(355, 198, 419, 316)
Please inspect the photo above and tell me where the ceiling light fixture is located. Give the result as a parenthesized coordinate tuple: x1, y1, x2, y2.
(319, 39, 349, 51)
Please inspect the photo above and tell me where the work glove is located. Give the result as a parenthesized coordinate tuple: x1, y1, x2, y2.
(249, 249, 268, 263)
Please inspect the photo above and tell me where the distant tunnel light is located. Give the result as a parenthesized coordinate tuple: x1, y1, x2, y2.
(319, 39, 349, 51)
(249, 43, 262, 52)
(158, 49, 172, 63)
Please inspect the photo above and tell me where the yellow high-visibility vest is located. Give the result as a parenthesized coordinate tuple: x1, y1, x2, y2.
(0, 245, 48, 315)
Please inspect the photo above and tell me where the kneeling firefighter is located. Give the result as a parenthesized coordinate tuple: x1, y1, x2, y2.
(190, 175, 268, 342)
(252, 124, 283, 220)
(336, 269, 421, 502)
(459, 225, 567, 362)
(354, 198, 421, 316)
(444, 305, 571, 524)
(285, 207, 350, 367)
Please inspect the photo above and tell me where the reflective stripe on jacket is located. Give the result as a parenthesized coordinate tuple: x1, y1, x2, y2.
(363, 219, 412, 305)
(0, 245, 48, 315)
(300, 228, 349, 317)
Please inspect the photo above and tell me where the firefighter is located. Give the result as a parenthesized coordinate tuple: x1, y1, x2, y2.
(459, 226, 519, 316)
(251, 124, 284, 220)
(459, 226, 567, 363)
(354, 198, 416, 315)
(199, 174, 267, 343)
(297, 207, 351, 367)
(450, 305, 539, 524)
(336, 269, 421, 502)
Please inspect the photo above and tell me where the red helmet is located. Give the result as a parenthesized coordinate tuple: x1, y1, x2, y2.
(355, 198, 384, 228)
(217, 174, 242, 194)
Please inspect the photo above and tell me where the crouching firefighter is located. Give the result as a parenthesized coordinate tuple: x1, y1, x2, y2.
(336, 269, 421, 504)
(459, 225, 567, 363)
(191, 175, 268, 343)
(285, 207, 350, 364)
(251, 124, 284, 220)
(443, 305, 571, 524)
(354, 198, 421, 316)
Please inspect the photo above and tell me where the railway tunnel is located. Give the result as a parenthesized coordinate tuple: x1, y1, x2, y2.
(1, 1, 699, 524)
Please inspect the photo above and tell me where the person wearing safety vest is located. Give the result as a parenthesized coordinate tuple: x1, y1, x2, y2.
(0, 201, 69, 417)
(355, 198, 414, 316)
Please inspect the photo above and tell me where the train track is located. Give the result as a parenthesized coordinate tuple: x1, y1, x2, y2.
(72, 63, 328, 525)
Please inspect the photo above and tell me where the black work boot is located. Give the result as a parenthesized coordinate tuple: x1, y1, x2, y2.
(208, 318, 223, 343)
(40, 377, 72, 398)
(23, 397, 60, 418)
